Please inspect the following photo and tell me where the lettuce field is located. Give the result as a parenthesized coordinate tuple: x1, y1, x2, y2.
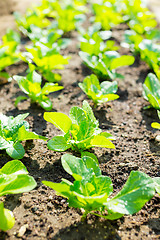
(0, 0, 160, 239)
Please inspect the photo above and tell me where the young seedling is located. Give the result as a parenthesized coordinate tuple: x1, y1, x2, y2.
(0, 113, 46, 159)
(143, 73, 160, 117)
(14, 4, 71, 50)
(22, 44, 70, 82)
(124, 0, 157, 35)
(92, 3, 123, 30)
(55, 7, 86, 33)
(121, 30, 143, 53)
(122, 34, 160, 78)
(79, 74, 119, 107)
(0, 160, 37, 231)
(47, 1, 86, 32)
(27, 25, 71, 50)
(79, 50, 135, 80)
(80, 30, 118, 56)
(44, 100, 115, 152)
(36, 0, 87, 19)
(43, 153, 159, 220)
(139, 40, 160, 78)
(13, 66, 63, 110)
(0, 29, 20, 82)
(14, 9, 50, 36)
(0, 202, 15, 232)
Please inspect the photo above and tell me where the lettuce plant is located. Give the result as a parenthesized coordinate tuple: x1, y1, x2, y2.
(143, 73, 160, 140)
(122, 29, 160, 53)
(0, 160, 37, 231)
(14, 7, 70, 49)
(27, 25, 62, 42)
(121, 30, 143, 53)
(80, 31, 118, 56)
(92, 3, 123, 30)
(0, 202, 15, 232)
(139, 40, 160, 78)
(55, 7, 86, 33)
(44, 100, 115, 152)
(123, 0, 157, 35)
(43, 153, 159, 220)
(0, 113, 46, 159)
(0, 29, 20, 81)
(14, 9, 50, 36)
(145, 28, 160, 42)
(36, 0, 87, 18)
(13, 67, 63, 110)
(79, 51, 135, 80)
(27, 25, 71, 50)
(128, 15, 157, 35)
(79, 74, 119, 107)
(22, 44, 70, 82)
(35, 0, 86, 33)
(122, 35, 160, 78)
(143, 73, 160, 117)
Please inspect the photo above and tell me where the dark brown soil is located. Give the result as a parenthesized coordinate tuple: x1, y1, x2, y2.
(0, 2, 160, 240)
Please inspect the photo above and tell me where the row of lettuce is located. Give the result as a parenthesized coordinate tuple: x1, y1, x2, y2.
(1, 0, 160, 232)
(1, 0, 160, 117)
(1, 102, 160, 231)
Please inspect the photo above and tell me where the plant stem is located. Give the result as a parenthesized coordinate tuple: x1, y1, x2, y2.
(81, 210, 89, 221)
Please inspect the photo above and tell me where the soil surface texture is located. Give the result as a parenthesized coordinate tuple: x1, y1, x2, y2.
(0, 1, 160, 240)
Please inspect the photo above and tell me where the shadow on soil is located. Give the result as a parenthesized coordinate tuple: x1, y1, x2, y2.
(140, 107, 160, 155)
(148, 217, 160, 234)
(93, 107, 115, 129)
(6, 107, 48, 136)
(53, 218, 121, 240)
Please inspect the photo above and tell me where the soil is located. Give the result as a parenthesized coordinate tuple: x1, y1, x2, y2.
(0, 1, 160, 240)
(0, 0, 40, 38)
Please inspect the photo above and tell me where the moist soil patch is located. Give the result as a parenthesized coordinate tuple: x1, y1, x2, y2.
(0, 3, 160, 240)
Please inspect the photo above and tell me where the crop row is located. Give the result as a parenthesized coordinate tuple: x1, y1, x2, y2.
(0, 0, 160, 232)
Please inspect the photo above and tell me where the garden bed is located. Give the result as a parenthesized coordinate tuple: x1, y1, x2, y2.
(0, 1, 160, 239)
